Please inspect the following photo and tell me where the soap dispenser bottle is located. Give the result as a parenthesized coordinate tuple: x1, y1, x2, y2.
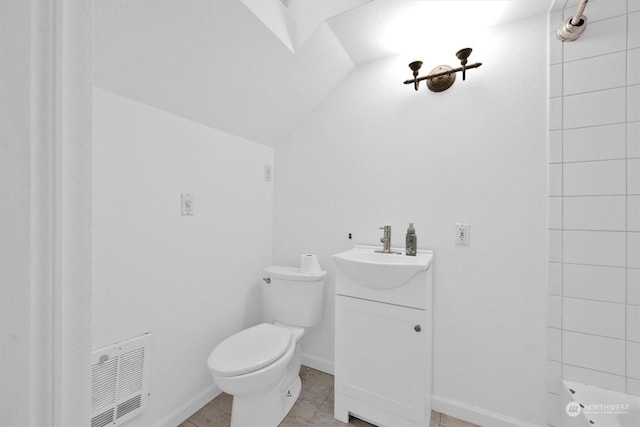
(405, 223, 417, 256)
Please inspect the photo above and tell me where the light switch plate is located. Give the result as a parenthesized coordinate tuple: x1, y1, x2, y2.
(181, 193, 194, 216)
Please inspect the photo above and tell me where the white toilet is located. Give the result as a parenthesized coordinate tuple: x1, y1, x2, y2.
(207, 263, 326, 427)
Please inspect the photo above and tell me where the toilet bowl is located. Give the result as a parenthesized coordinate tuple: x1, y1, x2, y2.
(207, 263, 326, 427)
(208, 323, 304, 427)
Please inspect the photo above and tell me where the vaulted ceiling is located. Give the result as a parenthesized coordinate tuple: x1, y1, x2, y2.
(94, 0, 551, 146)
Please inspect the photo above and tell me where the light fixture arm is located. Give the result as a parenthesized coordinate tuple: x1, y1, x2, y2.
(403, 62, 482, 87)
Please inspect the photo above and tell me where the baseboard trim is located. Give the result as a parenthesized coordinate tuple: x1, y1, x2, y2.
(301, 353, 334, 375)
(432, 394, 541, 427)
(155, 384, 221, 427)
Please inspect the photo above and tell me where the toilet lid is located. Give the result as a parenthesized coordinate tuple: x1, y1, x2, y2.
(208, 323, 292, 377)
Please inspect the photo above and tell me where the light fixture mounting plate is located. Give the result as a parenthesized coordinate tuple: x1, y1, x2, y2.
(426, 65, 456, 92)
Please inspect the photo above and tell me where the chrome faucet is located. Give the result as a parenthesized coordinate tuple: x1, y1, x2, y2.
(375, 225, 399, 254)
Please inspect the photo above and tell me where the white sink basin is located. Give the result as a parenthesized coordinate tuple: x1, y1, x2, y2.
(333, 245, 432, 290)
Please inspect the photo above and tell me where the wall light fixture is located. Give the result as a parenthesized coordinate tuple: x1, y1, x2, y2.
(403, 48, 482, 93)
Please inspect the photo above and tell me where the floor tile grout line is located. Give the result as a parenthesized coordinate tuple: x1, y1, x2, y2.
(188, 366, 478, 427)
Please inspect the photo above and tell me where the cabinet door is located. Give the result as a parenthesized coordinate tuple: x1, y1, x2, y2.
(335, 296, 428, 424)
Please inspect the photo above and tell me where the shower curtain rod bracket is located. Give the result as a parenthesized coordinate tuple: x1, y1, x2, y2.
(557, 0, 589, 42)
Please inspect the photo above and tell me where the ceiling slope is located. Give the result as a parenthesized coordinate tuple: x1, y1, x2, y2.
(240, 0, 372, 52)
(94, 0, 355, 146)
(327, 0, 553, 65)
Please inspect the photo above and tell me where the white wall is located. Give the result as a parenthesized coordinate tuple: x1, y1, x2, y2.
(92, 88, 274, 426)
(0, 1, 32, 423)
(274, 14, 548, 427)
(546, 1, 640, 425)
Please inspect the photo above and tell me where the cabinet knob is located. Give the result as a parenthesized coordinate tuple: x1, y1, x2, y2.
(414, 324, 422, 332)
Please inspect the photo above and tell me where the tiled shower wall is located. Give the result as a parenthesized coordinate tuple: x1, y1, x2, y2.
(547, 0, 640, 425)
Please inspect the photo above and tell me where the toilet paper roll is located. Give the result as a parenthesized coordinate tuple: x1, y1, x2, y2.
(300, 254, 322, 273)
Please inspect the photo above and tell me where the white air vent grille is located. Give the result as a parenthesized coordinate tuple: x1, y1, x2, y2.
(118, 348, 145, 397)
(91, 358, 118, 410)
(117, 395, 142, 419)
(91, 408, 115, 427)
(91, 334, 151, 427)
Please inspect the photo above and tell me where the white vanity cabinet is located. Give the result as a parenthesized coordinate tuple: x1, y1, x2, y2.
(333, 245, 433, 427)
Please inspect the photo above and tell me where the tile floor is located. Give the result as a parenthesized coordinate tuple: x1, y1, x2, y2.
(180, 366, 479, 427)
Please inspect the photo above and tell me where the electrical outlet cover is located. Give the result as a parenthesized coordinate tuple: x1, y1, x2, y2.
(455, 223, 470, 245)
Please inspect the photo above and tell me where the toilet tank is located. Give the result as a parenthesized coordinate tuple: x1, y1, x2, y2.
(264, 266, 326, 327)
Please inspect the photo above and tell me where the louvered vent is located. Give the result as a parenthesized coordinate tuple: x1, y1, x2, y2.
(117, 395, 142, 419)
(91, 334, 151, 427)
(91, 409, 114, 427)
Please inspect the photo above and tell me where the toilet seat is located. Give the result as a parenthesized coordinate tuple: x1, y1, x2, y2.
(208, 323, 292, 377)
